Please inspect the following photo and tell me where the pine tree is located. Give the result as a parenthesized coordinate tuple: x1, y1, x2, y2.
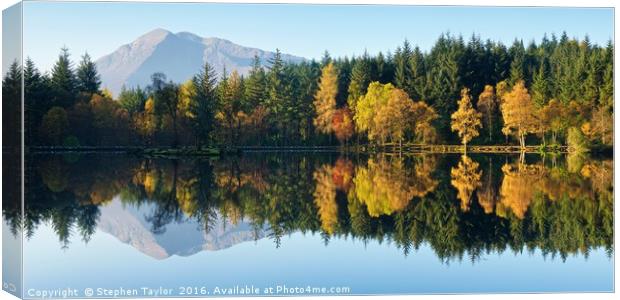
(408, 46, 426, 100)
(347, 55, 371, 113)
(393, 40, 412, 95)
(266, 49, 287, 140)
(50, 47, 77, 108)
(2, 60, 21, 148)
(599, 41, 613, 110)
(244, 55, 267, 110)
(191, 62, 218, 146)
(76, 52, 101, 95)
(508, 40, 525, 85)
(24, 58, 46, 144)
(531, 58, 551, 107)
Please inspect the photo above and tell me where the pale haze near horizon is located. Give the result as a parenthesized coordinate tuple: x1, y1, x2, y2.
(20, 1, 614, 73)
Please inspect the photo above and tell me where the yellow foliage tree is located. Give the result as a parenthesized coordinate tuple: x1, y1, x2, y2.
(355, 82, 437, 145)
(500, 80, 538, 148)
(451, 88, 482, 149)
(354, 81, 392, 136)
(373, 88, 413, 145)
(313, 62, 338, 135)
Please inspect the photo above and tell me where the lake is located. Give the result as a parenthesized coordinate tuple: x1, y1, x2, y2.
(3, 152, 614, 297)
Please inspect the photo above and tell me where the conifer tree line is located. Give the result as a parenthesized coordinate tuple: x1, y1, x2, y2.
(2, 32, 613, 149)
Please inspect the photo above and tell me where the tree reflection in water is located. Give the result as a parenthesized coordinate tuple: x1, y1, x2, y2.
(4, 153, 613, 262)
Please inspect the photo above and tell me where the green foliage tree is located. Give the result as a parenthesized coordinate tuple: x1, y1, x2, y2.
(40, 106, 69, 145)
(191, 62, 219, 146)
(76, 52, 101, 95)
(50, 47, 77, 108)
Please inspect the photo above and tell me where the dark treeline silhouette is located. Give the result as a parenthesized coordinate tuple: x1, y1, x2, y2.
(2, 32, 613, 150)
(4, 153, 612, 262)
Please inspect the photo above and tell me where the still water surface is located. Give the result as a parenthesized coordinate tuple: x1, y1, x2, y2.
(4, 153, 614, 296)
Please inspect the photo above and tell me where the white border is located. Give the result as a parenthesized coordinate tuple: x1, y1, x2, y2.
(0, 1, 617, 300)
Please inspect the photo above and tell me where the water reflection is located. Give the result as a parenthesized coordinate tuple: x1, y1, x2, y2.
(5, 153, 613, 262)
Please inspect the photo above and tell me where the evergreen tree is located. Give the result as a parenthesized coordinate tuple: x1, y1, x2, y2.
(408, 46, 426, 100)
(393, 40, 412, 95)
(531, 58, 551, 107)
(508, 40, 525, 85)
(76, 52, 101, 95)
(347, 55, 371, 113)
(50, 47, 77, 108)
(118, 85, 147, 115)
(598, 41, 613, 110)
(266, 49, 288, 144)
(191, 62, 219, 146)
(2, 61, 22, 148)
(244, 55, 267, 110)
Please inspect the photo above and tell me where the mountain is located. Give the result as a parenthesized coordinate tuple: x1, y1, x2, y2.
(95, 28, 304, 95)
(97, 199, 267, 259)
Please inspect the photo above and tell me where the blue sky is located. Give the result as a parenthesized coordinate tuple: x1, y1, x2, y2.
(23, 1, 614, 72)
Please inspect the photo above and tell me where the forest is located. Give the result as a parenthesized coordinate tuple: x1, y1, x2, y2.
(2, 32, 614, 151)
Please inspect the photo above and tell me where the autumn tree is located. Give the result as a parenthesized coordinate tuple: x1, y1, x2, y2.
(373, 88, 413, 146)
(451, 88, 482, 149)
(313, 62, 338, 135)
(409, 101, 438, 144)
(500, 80, 538, 148)
(354, 81, 392, 139)
(331, 108, 354, 145)
(356, 82, 437, 146)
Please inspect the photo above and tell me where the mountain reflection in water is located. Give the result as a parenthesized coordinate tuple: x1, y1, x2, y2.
(4, 153, 613, 263)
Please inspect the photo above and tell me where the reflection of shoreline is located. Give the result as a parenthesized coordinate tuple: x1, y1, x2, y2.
(97, 198, 267, 260)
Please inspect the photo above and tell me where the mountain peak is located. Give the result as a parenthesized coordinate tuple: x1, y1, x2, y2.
(175, 31, 203, 42)
(136, 28, 172, 43)
(96, 29, 305, 95)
